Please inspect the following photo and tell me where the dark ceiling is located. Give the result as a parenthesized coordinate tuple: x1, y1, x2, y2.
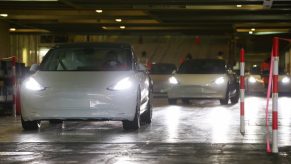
(0, 0, 291, 35)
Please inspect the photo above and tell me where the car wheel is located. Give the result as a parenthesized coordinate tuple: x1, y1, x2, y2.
(123, 89, 141, 130)
(182, 98, 190, 104)
(220, 87, 230, 105)
(21, 116, 40, 130)
(168, 98, 177, 105)
(141, 95, 152, 124)
(49, 120, 63, 124)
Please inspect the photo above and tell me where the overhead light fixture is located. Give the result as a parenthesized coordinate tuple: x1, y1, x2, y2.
(115, 18, 122, 22)
(9, 28, 16, 32)
(249, 31, 253, 34)
(236, 5, 242, 8)
(251, 28, 256, 31)
(120, 26, 125, 29)
(0, 14, 8, 17)
(96, 10, 103, 13)
(102, 26, 107, 29)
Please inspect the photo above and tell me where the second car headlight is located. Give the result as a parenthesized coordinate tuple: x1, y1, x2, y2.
(214, 77, 225, 85)
(248, 76, 256, 83)
(24, 77, 45, 91)
(108, 77, 132, 91)
(282, 77, 290, 84)
(169, 76, 178, 84)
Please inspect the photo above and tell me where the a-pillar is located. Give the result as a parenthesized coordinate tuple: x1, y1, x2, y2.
(0, 20, 10, 58)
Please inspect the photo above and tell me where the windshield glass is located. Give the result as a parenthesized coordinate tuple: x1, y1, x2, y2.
(178, 59, 226, 74)
(150, 63, 176, 74)
(40, 47, 132, 71)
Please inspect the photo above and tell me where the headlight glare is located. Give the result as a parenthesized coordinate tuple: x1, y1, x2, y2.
(282, 77, 290, 84)
(214, 77, 225, 85)
(169, 76, 178, 84)
(248, 76, 256, 83)
(108, 77, 132, 91)
(24, 77, 45, 91)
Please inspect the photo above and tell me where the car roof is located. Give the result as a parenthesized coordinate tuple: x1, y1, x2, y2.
(52, 42, 132, 49)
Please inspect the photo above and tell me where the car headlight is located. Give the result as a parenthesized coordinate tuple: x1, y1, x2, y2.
(24, 77, 45, 91)
(248, 76, 256, 83)
(108, 77, 132, 91)
(282, 77, 290, 84)
(214, 77, 225, 85)
(169, 76, 178, 84)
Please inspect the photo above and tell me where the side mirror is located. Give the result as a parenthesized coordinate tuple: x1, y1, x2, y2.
(227, 69, 233, 74)
(30, 64, 39, 73)
(172, 69, 177, 74)
(137, 63, 147, 72)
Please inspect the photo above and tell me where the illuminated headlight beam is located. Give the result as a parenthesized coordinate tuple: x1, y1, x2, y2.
(282, 77, 290, 84)
(248, 76, 256, 83)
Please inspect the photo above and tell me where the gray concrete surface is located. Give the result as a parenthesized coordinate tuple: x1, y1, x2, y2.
(1, 96, 291, 163)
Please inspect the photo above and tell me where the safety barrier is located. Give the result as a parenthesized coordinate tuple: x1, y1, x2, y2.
(241, 37, 291, 153)
(240, 48, 245, 134)
(265, 37, 290, 153)
(272, 37, 279, 153)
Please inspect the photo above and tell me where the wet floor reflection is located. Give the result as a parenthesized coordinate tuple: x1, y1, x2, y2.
(0, 96, 291, 146)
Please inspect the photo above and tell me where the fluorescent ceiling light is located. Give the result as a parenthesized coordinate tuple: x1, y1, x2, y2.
(0, 14, 8, 17)
(120, 26, 125, 29)
(9, 28, 16, 32)
(254, 31, 287, 35)
(251, 28, 256, 31)
(186, 5, 263, 10)
(102, 26, 107, 29)
(115, 18, 122, 22)
(96, 10, 103, 13)
(249, 31, 253, 34)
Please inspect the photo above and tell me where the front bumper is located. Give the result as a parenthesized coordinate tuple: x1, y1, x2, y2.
(167, 84, 227, 99)
(21, 87, 137, 121)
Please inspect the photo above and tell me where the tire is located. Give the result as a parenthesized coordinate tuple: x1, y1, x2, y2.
(123, 89, 141, 130)
(49, 120, 63, 124)
(182, 98, 190, 104)
(220, 87, 230, 105)
(21, 116, 40, 130)
(168, 98, 177, 105)
(141, 95, 152, 124)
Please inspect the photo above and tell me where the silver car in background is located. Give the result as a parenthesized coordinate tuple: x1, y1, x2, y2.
(167, 59, 239, 105)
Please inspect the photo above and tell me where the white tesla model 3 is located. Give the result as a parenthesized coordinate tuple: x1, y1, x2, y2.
(167, 59, 239, 105)
(21, 42, 152, 130)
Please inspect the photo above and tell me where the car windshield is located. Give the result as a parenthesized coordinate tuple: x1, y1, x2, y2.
(150, 63, 176, 75)
(178, 59, 226, 74)
(40, 47, 132, 71)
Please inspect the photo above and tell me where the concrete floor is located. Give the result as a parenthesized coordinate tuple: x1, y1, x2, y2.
(1, 96, 291, 163)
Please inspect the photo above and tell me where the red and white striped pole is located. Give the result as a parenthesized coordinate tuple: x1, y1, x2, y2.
(272, 37, 279, 153)
(12, 56, 17, 117)
(240, 48, 245, 134)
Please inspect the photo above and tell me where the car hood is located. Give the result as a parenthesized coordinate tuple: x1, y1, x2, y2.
(28, 71, 135, 90)
(174, 74, 227, 85)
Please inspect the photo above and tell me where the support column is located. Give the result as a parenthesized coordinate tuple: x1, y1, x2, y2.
(0, 20, 10, 58)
